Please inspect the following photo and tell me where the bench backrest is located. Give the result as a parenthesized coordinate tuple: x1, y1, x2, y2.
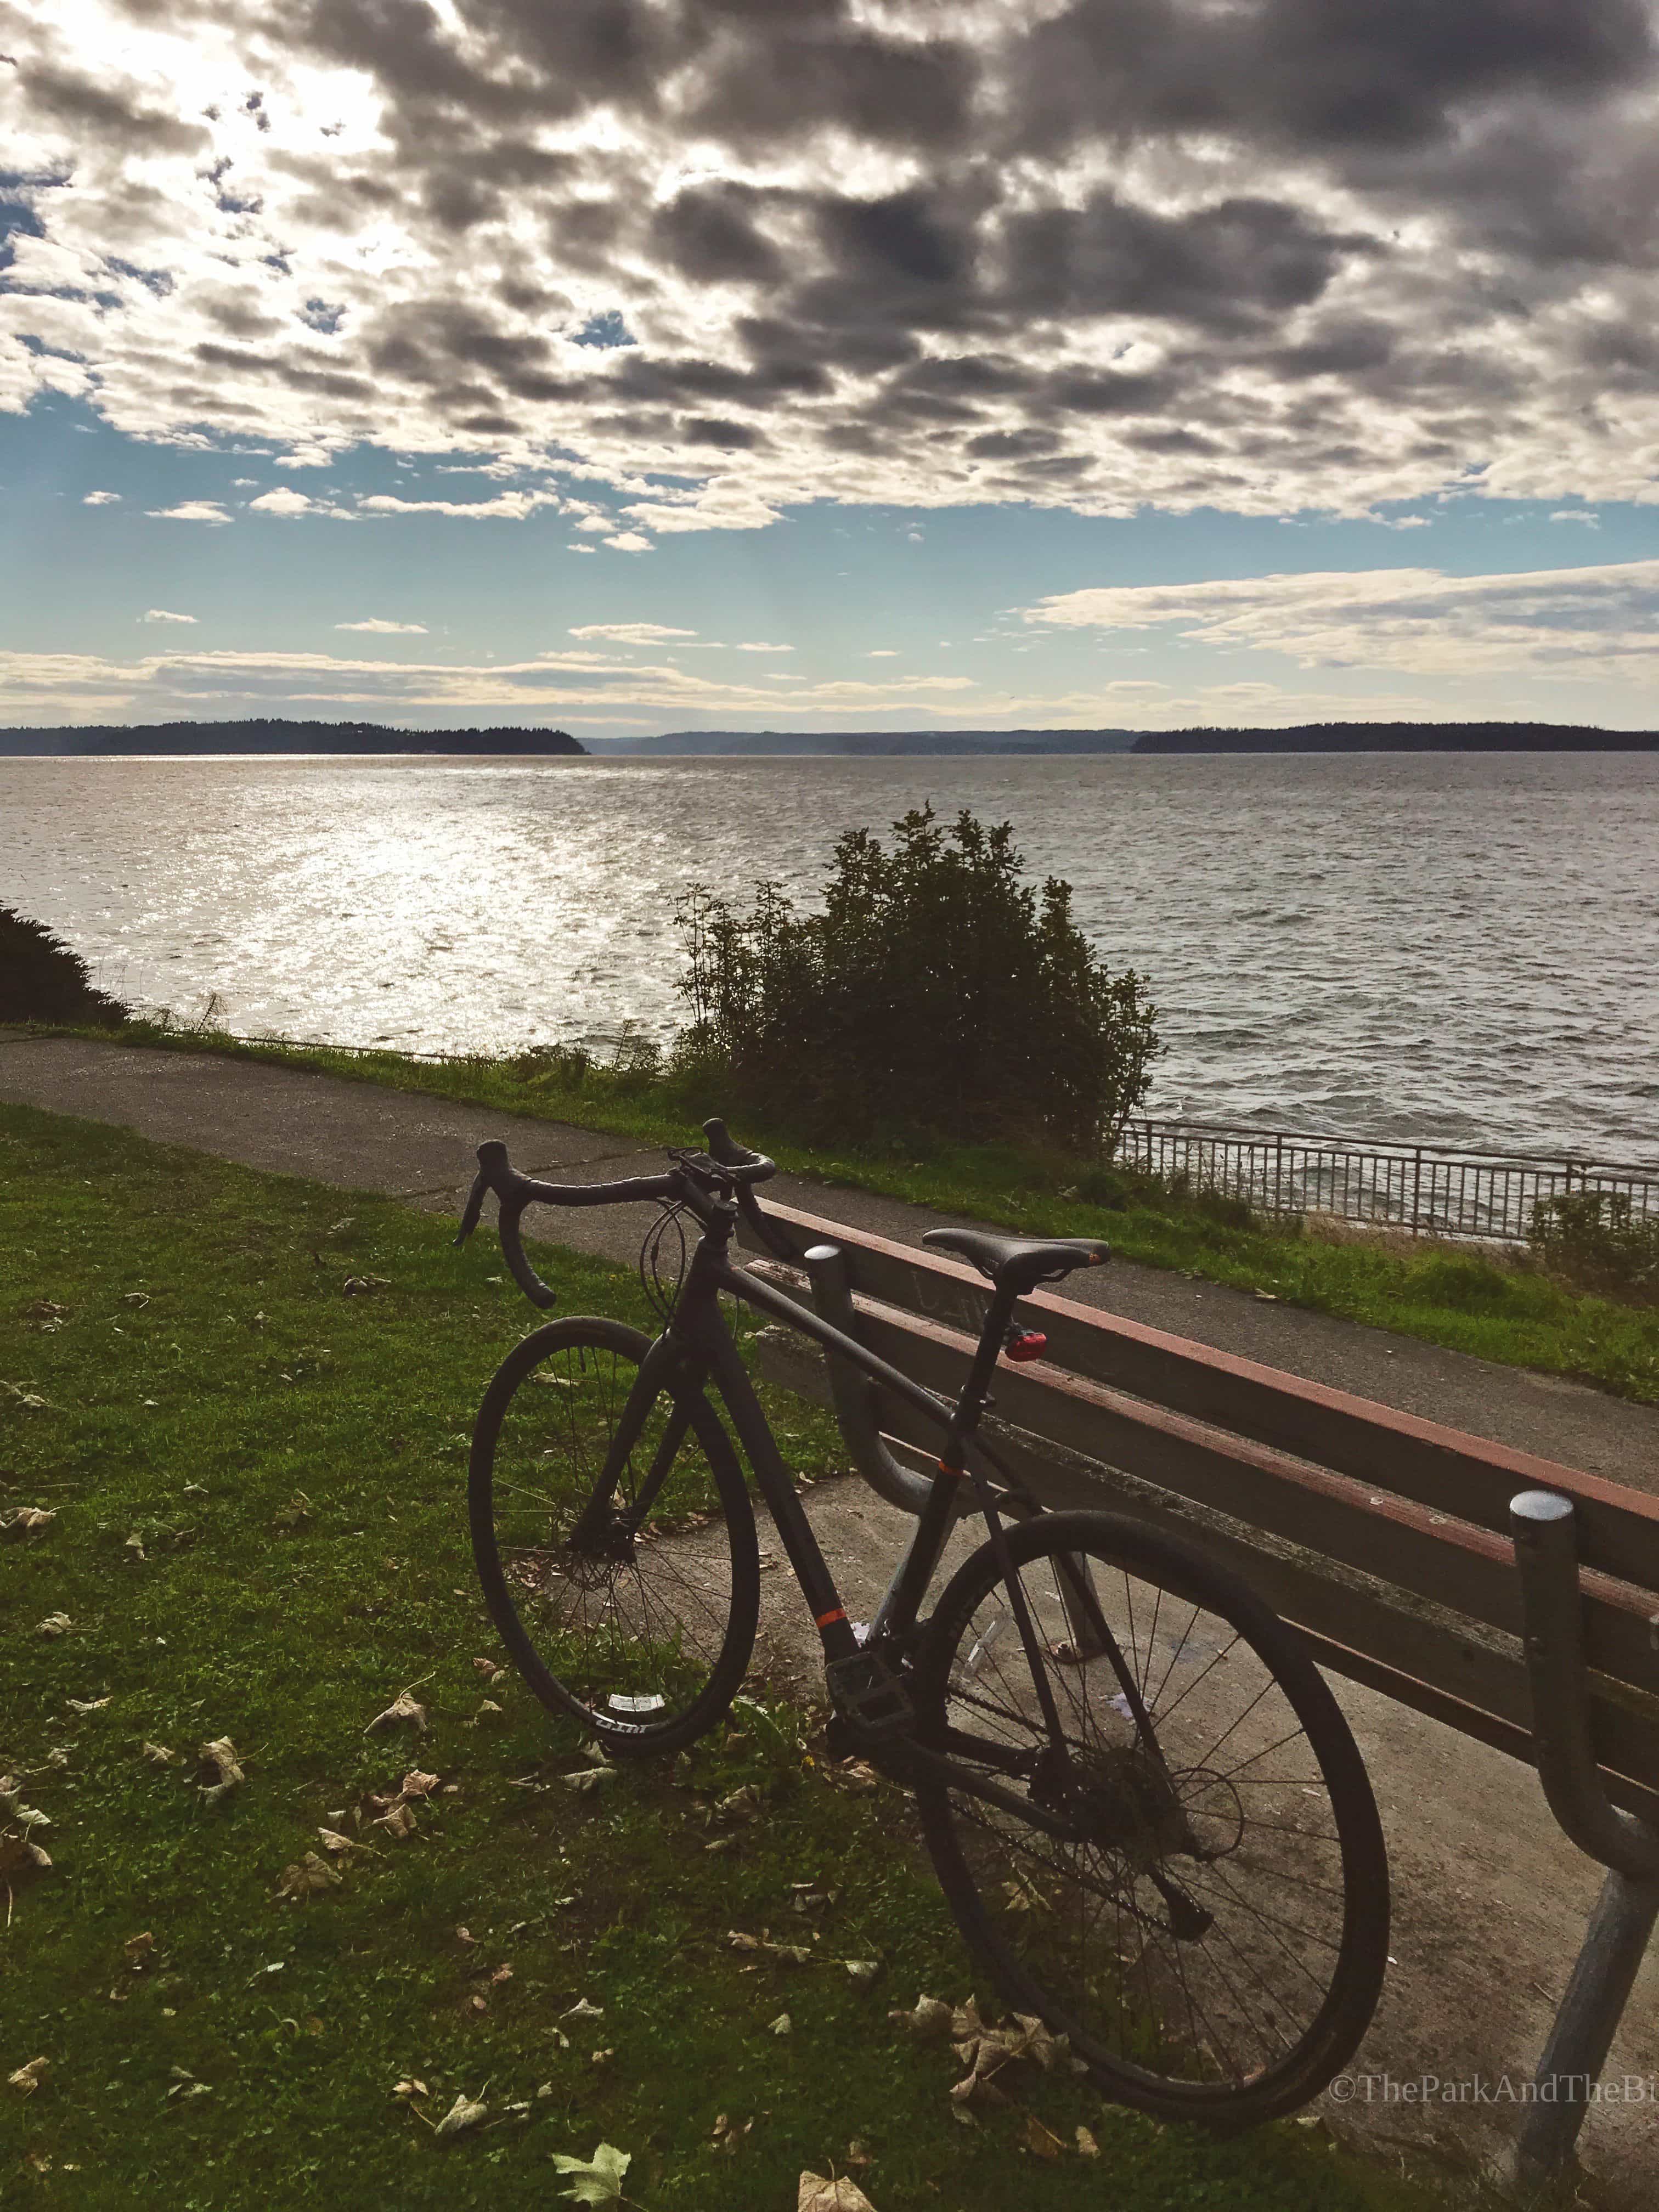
(741, 1199, 1659, 1828)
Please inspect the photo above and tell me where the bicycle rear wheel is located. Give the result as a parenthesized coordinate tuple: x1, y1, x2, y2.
(911, 1509, 1389, 2126)
(469, 1318, 759, 1756)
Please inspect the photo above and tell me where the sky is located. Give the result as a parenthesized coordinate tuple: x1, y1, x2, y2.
(4, 0, 1659, 740)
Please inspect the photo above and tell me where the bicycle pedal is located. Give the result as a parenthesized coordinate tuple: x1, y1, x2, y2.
(826, 1650, 914, 1743)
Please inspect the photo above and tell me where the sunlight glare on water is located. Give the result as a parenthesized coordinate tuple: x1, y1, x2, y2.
(4, 749, 1657, 1161)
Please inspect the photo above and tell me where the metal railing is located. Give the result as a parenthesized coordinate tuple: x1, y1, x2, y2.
(1119, 1120, 1659, 1243)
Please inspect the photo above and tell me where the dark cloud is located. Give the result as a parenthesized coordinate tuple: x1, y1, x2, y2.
(12, 0, 1659, 520)
(651, 185, 785, 285)
(22, 61, 206, 152)
(998, 193, 1370, 331)
(1011, 0, 1654, 156)
(686, 24, 976, 150)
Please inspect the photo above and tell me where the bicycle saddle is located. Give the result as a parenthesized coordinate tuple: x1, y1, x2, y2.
(922, 1228, 1111, 1293)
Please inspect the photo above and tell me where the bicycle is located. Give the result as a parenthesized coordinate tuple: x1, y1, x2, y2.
(456, 1118, 1390, 2127)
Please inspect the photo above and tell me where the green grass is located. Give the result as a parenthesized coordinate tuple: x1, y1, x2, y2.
(18, 1017, 1659, 1408)
(0, 1104, 1471, 2210)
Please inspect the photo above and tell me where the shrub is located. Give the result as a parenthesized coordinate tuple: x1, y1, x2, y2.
(672, 805, 1160, 1154)
(1528, 1190, 1659, 1305)
(0, 907, 128, 1027)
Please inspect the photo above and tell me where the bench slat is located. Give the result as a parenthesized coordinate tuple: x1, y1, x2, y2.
(753, 1324, 1659, 1828)
(744, 1200, 1659, 1590)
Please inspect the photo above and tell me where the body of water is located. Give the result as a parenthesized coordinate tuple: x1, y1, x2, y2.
(3, 751, 1656, 1163)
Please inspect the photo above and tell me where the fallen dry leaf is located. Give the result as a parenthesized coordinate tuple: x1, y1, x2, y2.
(1075, 2124, 1099, 2157)
(372, 1800, 417, 1840)
(318, 1827, 379, 1857)
(392, 2079, 428, 2099)
(36, 1613, 72, 1639)
(559, 1997, 604, 2022)
(7, 2058, 49, 2097)
(710, 2112, 752, 2154)
(889, 1994, 953, 2042)
(0, 1832, 53, 1878)
(123, 1932, 154, 1970)
(550, 2141, 630, 2204)
(398, 1769, 441, 1798)
(275, 1852, 341, 1901)
(365, 1690, 427, 1735)
(844, 1959, 882, 1990)
(432, 2090, 488, 2139)
(798, 2174, 878, 2211)
(768, 2013, 792, 2037)
(561, 1767, 614, 1796)
(1, 1506, 55, 1538)
(65, 1696, 110, 1715)
(197, 1738, 244, 1806)
(472, 1657, 504, 1680)
(141, 1742, 178, 1767)
(1024, 2113, 1067, 2160)
(471, 1699, 504, 1724)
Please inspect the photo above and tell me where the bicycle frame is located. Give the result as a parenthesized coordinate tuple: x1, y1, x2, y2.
(585, 1202, 1174, 1841)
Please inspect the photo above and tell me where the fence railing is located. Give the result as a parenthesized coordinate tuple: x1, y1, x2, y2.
(1119, 1120, 1659, 1243)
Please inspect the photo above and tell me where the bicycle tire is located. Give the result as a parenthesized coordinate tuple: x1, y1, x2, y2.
(469, 1317, 759, 1757)
(910, 1507, 1389, 2126)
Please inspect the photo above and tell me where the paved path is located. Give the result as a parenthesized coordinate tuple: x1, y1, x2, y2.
(5, 1034, 1659, 2196)
(3, 1035, 1655, 1488)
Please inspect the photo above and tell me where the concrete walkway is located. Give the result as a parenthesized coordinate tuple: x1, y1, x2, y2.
(3, 1035, 1655, 1489)
(4, 1034, 1658, 2199)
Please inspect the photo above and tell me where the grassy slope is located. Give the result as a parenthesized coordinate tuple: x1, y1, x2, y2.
(0, 1104, 1462, 2212)
(27, 1020, 1658, 1408)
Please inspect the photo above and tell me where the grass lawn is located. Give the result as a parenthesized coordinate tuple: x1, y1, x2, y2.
(3, 1103, 1474, 2209)
(35, 1019, 1659, 1409)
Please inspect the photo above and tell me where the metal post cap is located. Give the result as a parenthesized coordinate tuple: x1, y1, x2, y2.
(803, 1244, 843, 1264)
(1511, 1490, 1576, 1526)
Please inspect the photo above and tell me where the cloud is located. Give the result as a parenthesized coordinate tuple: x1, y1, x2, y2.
(83, 490, 121, 505)
(139, 608, 196, 624)
(569, 623, 697, 644)
(1024, 557, 1659, 682)
(0, 642, 995, 723)
(867, 648, 899, 657)
(355, 490, 563, 521)
(144, 502, 232, 524)
(248, 486, 319, 517)
(335, 618, 428, 634)
(5, 0, 1659, 532)
(603, 532, 653, 554)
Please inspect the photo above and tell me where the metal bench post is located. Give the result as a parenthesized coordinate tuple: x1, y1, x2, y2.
(1509, 1491, 1659, 2195)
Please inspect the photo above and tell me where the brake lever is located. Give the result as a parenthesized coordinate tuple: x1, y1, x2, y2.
(454, 1164, 490, 1246)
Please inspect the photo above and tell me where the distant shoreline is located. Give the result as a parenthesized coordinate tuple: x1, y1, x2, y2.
(3, 716, 1657, 758)
(0, 718, 585, 758)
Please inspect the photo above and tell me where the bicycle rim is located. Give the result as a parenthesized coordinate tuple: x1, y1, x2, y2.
(469, 1317, 759, 1755)
(912, 1508, 1389, 2125)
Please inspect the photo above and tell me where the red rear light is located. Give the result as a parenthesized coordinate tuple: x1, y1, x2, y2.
(1005, 1331, 1047, 1363)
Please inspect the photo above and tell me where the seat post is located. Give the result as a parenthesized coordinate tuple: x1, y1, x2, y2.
(940, 1281, 1019, 1465)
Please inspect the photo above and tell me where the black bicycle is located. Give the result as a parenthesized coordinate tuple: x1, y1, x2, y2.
(456, 1119, 1389, 2128)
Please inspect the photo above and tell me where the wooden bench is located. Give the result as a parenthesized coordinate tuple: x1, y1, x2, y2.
(738, 1198, 1659, 2194)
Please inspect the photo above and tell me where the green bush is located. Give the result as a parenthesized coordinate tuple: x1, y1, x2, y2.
(0, 906, 129, 1026)
(1528, 1189, 1659, 1305)
(672, 806, 1160, 1154)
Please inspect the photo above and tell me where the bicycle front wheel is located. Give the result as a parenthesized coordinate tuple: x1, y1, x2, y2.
(469, 1318, 759, 1756)
(911, 1509, 1389, 2126)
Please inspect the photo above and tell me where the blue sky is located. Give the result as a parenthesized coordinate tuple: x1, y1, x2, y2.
(5, 1, 1659, 737)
